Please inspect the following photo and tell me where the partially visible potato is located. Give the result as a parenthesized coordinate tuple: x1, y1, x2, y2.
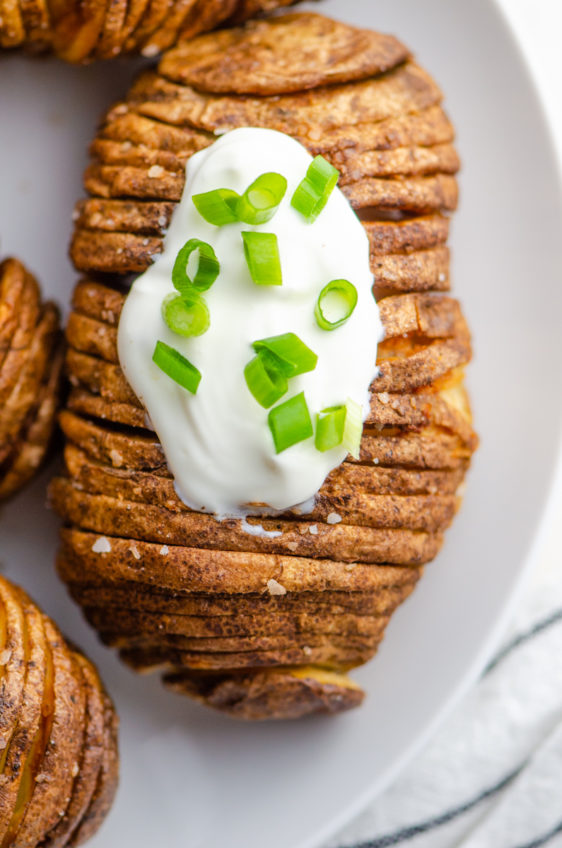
(0, 0, 304, 59)
(0, 574, 118, 847)
(0, 258, 63, 502)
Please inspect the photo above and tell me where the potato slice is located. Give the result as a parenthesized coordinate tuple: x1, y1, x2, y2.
(0, 583, 46, 843)
(159, 13, 409, 95)
(130, 63, 441, 134)
(69, 679, 118, 847)
(163, 666, 365, 720)
(13, 617, 86, 844)
(56, 528, 427, 593)
(40, 654, 106, 848)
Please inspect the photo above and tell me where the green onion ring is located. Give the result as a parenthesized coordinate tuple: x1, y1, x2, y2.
(236, 172, 287, 226)
(244, 350, 288, 409)
(192, 188, 240, 226)
(268, 392, 313, 454)
(315, 405, 346, 452)
(342, 397, 363, 459)
(291, 155, 339, 223)
(252, 332, 317, 377)
(172, 238, 220, 294)
(161, 292, 210, 338)
(152, 340, 201, 395)
(241, 231, 283, 286)
(314, 279, 358, 331)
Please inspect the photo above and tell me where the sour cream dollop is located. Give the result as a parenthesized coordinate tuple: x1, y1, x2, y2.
(118, 128, 382, 516)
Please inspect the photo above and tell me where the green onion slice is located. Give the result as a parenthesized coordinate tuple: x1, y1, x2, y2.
(161, 292, 210, 337)
(315, 279, 358, 331)
(307, 155, 339, 195)
(241, 231, 282, 286)
(192, 188, 240, 226)
(152, 340, 201, 395)
(252, 332, 317, 377)
(244, 350, 288, 409)
(236, 172, 287, 225)
(315, 405, 346, 452)
(342, 397, 363, 459)
(291, 155, 339, 223)
(268, 392, 313, 454)
(172, 238, 220, 294)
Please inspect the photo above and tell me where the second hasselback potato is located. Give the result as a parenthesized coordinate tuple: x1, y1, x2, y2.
(0, 257, 63, 502)
(0, 0, 302, 61)
(0, 574, 118, 846)
(51, 12, 478, 720)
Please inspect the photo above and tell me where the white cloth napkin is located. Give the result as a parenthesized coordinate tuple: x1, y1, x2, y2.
(323, 514, 562, 848)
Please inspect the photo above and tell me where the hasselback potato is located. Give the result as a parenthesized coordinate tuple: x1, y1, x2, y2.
(0, 0, 302, 61)
(51, 12, 478, 720)
(0, 258, 63, 502)
(0, 573, 118, 845)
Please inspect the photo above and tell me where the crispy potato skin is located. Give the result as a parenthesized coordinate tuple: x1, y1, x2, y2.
(0, 0, 306, 59)
(0, 575, 119, 846)
(0, 258, 63, 502)
(52, 13, 478, 720)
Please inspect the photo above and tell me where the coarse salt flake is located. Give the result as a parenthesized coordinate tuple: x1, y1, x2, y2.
(92, 537, 111, 554)
(267, 579, 287, 596)
(308, 525, 318, 535)
(326, 513, 342, 524)
(159, 546, 169, 556)
(147, 165, 165, 178)
(141, 43, 159, 57)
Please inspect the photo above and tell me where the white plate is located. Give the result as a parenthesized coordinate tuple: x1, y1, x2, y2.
(1, 2, 562, 847)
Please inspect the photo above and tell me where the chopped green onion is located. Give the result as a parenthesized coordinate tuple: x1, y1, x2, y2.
(291, 155, 339, 223)
(244, 351, 288, 409)
(241, 231, 282, 286)
(152, 340, 201, 394)
(161, 292, 210, 337)
(192, 188, 240, 226)
(268, 392, 313, 454)
(236, 172, 287, 225)
(172, 238, 220, 294)
(342, 397, 363, 459)
(315, 405, 346, 452)
(315, 279, 358, 331)
(252, 333, 317, 377)
(307, 155, 339, 195)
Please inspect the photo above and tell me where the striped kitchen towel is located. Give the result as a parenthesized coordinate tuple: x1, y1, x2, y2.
(324, 522, 562, 848)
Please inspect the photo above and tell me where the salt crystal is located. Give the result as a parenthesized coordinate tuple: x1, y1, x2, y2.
(147, 165, 164, 179)
(109, 449, 123, 467)
(267, 579, 287, 596)
(326, 513, 342, 525)
(159, 546, 169, 556)
(308, 525, 318, 535)
(141, 44, 159, 57)
(92, 537, 111, 554)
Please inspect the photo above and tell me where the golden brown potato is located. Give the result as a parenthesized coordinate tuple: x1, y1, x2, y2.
(0, 0, 304, 58)
(0, 258, 63, 502)
(0, 574, 118, 846)
(52, 12, 477, 720)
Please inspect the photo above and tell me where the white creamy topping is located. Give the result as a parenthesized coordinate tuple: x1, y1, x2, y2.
(118, 128, 382, 515)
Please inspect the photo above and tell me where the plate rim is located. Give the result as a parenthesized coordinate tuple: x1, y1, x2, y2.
(296, 0, 562, 844)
